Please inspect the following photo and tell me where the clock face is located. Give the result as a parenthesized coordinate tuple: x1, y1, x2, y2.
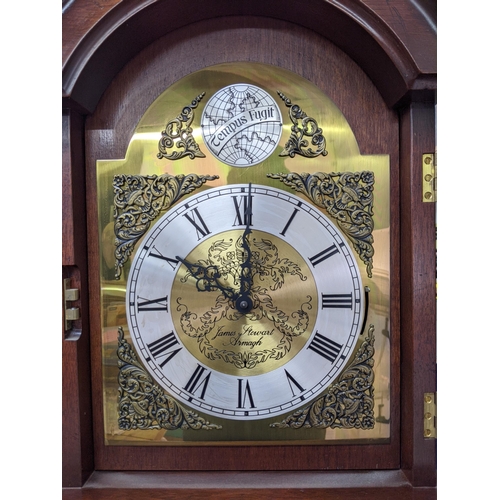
(126, 184, 364, 420)
(97, 62, 391, 445)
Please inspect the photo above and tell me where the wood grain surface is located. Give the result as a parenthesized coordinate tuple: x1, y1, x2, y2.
(62, 0, 437, 496)
(62, 0, 436, 111)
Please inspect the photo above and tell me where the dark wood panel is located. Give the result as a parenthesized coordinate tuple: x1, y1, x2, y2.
(62, 111, 94, 487)
(62, 0, 437, 74)
(62, 470, 437, 499)
(63, 487, 437, 500)
(63, 0, 436, 112)
(62, 110, 87, 266)
(84, 15, 400, 473)
(63, 0, 121, 64)
(399, 102, 437, 486)
(362, 0, 436, 73)
(62, 0, 436, 74)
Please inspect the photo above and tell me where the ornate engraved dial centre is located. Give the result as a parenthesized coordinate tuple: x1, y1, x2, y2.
(171, 230, 318, 376)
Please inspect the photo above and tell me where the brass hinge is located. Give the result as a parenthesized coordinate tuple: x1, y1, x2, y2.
(423, 153, 437, 202)
(64, 278, 80, 331)
(424, 392, 437, 438)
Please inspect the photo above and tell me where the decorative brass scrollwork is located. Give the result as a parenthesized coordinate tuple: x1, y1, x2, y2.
(113, 173, 218, 278)
(116, 324, 375, 431)
(117, 327, 222, 431)
(157, 93, 206, 160)
(268, 171, 375, 277)
(277, 91, 328, 158)
(271, 325, 375, 430)
(174, 233, 315, 372)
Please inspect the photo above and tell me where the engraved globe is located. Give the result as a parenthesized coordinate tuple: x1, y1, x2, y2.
(201, 84, 283, 167)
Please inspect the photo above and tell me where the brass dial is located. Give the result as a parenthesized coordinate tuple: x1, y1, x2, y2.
(126, 184, 364, 420)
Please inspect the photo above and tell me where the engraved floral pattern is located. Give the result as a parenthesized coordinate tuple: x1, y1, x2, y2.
(277, 91, 328, 158)
(113, 173, 218, 278)
(271, 325, 375, 429)
(117, 327, 221, 431)
(157, 93, 206, 160)
(268, 171, 375, 277)
(176, 235, 313, 370)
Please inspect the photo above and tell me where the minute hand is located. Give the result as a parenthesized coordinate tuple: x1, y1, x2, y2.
(239, 225, 253, 298)
(235, 184, 254, 313)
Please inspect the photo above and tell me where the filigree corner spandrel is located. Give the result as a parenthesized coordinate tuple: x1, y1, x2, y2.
(113, 173, 218, 279)
(270, 324, 375, 430)
(117, 327, 222, 431)
(157, 93, 206, 160)
(277, 91, 328, 159)
(267, 171, 375, 277)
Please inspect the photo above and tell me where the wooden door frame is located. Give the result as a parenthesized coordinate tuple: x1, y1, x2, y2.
(62, 1, 436, 497)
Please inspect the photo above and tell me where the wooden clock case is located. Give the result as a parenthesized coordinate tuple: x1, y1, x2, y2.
(62, 0, 437, 498)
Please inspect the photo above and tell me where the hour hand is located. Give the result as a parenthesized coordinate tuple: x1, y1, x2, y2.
(176, 256, 237, 300)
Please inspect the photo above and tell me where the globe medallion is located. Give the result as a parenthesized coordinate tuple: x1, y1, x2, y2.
(201, 84, 283, 167)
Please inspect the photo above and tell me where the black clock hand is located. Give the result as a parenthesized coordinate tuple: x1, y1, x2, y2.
(235, 183, 254, 313)
(176, 256, 237, 301)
